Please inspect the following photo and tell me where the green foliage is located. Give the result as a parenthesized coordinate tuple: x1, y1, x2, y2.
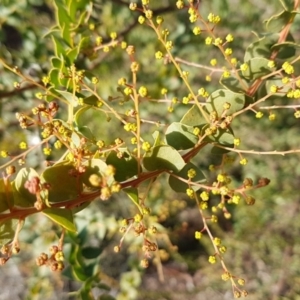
(0, 0, 300, 299)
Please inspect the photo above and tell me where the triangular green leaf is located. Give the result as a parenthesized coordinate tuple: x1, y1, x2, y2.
(202, 126, 235, 146)
(206, 89, 245, 117)
(143, 145, 186, 172)
(81, 246, 102, 259)
(41, 163, 82, 203)
(265, 10, 296, 32)
(0, 219, 19, 247)
(180, 105, 206, 126)
(0, 179, 13, 212)
(220, 76, 248, 93)
(55, 90, 78, 107)
(13, 168, 39, 207)
(43, 208, 76, 232)
(279, 0, 296, 11)
(166, 122, 198, 150)
(241, 57, 272, 80)
(271, 41, 298, 59)
(106, 150, 138, 182)
(124, 187, 139, 206)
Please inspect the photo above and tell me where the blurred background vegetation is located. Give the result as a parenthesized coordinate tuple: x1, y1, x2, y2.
(1, 0, 300, 299)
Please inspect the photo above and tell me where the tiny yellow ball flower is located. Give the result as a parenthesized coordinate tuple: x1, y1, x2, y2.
(213, 38, 223, 46)
(195, 231, 202, 239)
(54, 140, 62, 149)
(219, 245, 227, 253)
(1, 150, 8, 158)
(182, 71, 189, 78)
(238, 278, 245, 286)
(207, 13, 214, 23)
(193, 26, 201, 35)
(165, 40, 173, 50)
(198, 87, 207, 96)
(233, 138, 240, 146)
(92, 77, 99, 84)
(222, 70, 230, 78)
(14, 82, 20, 89)
(96, 36, 103, 46)
(223, 102, 231, 110)
(19, 141, 27, 150)
(162, 29, 170, 36)
(156, 16, 164, 25)
(209, 164, 215, 171)
(124, 87, 133, 95)
(210, 58, 217, 66)
(240, 63, 248, 71)
(155, 51, 163, 59)
(134, 213, 143, 223)
(287, 89, 294, 98)
(225, 34, 234, 42)
(208, 255, 216, 264)
(168, 106, 174, 112)
(176, 0, 184, 9)
(131, 62, 139, 73)
(200, 191, 209, 201)
(224, 48, 232, 56)
(187, 168, 196, 179)
(138, 86, 148, 97)
(270, 85, 278, 93)
(193, 127, 200, 135)
(269, 113, 276, 121)
(220, 186, 229, 195)
(43, 147, 52, 156)
(230, 57, 237, 65)
(224, 212, 231, 219)
(131, 137, 137, 144)
(129, 3, 137, 10)
(232, 195, 241, 204)
(182, 96, 190, 104)
(35, 92, 43, 99)
(282, 61, 294, 74)
(268, 60, 276, 68)
(145, 9, 153, 19)
(293, 89, 300, 98)
(217, 173, 226, 183)
(172, 97, 178, 104)
(294, 111, 300, 118)
(205, 75, 211, 82)
(282, 77, 289, 84)
(110, 32, 117, 40)
(142, 141, 151, 151)
(211, 215, 218, 222)
(42, 76, 50, 85)
(186, 188, 194, 198)
(121, 41, 127, 49)
(97, 140, 105, 148)
(189, 14, 197, 23)
(161, 88, 168, 95)
(239, 158, 248, 165)
(256, 111, 264, 118)
(205, 37, 213, 45)
(103, 46, 110, 52)
(222, 272, 231, 281)
(213, 237, 221, 246)
(200, 201, 208, 210)
(138, 16, 146, 24)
